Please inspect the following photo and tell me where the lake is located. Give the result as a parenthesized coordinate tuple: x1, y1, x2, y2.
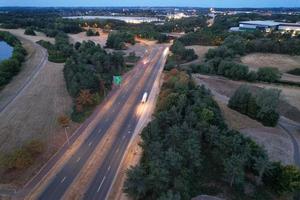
(64, 16, 163, 24)
(0, 41, 13, 62)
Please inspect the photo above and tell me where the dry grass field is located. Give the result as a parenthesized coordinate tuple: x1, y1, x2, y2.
(0, 30, 77, 185)
(68, 29, 108, 47)
(0, 28, 55, 44)
(0, 61, 73, 152)
(241, 53, 300, 72)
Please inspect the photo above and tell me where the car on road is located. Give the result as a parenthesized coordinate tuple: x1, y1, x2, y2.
(141, 92, 148, 103)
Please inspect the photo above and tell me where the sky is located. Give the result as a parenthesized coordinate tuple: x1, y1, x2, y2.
(0, 0, 300, 8)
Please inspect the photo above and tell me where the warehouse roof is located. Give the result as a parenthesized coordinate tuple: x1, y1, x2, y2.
(240, 20, 280, 26)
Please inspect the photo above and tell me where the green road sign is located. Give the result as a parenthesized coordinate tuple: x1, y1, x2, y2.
(113, 76, 122, 86)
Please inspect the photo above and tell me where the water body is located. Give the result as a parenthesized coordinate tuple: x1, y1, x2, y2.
(0, 41, 13, 62)
(64, 16, 163, 24)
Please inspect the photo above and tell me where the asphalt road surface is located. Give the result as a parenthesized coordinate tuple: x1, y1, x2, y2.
(36, 45, 168, 200)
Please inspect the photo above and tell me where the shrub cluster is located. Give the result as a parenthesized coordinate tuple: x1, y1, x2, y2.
(106, 31, 135, 50)
(170, 40, 198, 64)
(228, 85, 280, 126)
(287, 68, 300, 76)
(0, 31, 27, 88)
(86, 29, 100, 37)
(24, 27, 36, 36)
(37, 32, 73, 63)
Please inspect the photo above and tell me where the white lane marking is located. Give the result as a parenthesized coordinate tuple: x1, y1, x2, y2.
(60, 177, 66, 183)
(97, 176, 106, 192)
(122, 135, 126, 140)
(128, 130, 131, 133)
(88, 142, 93, 146)
(76, 157, 81, 162)
(98, 129, 102, 133)
(107, 165, 111, 171)
(105, 118, 109, 122)
(118, 102, 121, 105)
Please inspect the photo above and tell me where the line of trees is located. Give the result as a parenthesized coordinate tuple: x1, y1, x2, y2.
(189, 34, 283, 83)
(63, 40, 126, 122)
(193, 58, 281, 83)
(124, 69, 300, 199)
(228, 85, 281, 126)
(0, 31, 27, 88)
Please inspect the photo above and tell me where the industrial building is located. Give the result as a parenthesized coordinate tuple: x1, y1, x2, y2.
(230, 20, 300, 35)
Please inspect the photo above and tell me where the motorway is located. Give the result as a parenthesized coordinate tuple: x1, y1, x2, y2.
(34, 45, 168, 200)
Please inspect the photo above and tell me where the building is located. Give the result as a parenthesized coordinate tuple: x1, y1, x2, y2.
(239, 20, 279, 32)
(231, 20, 300, 35)
(278, 23, 300, 33)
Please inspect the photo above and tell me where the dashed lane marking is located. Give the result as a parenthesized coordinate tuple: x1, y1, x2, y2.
(97, 176, 106, 192)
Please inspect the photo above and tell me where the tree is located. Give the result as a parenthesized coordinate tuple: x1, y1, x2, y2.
(57, 114, 71, 145)
(223, 154, 246, 187)
(253, 154, 272, 186)
(124, 166, 147, 199)
(76, 90, 94, 107)
(255, 88, 281, 126)
(257, 67, 281, 83)
(24, 27, 36, 36)
(57, 115, 70, 128)
(228, 85, 252, 114)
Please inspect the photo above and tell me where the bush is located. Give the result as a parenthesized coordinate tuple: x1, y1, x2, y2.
(106, 31, 135, 50)
(287, 68, 300, 76)
(264, 163, 300, 195)
(247, 71, 258, 82)
(86, 29, 99, 37)
(170, 40, 198, 64)
(37, 32, 73, 63)
(217, 61, 249, 80)
(229, 85, 280, 126)
(257, 67, 281, 83)
(24, 27, 36, 36)
(205, 46, 234, 60)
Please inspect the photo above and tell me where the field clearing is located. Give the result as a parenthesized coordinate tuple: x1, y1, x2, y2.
(68, 30, 108, 47)
(181, 45, 216, 66)
(241, 53, 300, 72)
(216, 101, 294, 165)
(0, 61, 74, 152)
(0, 30, 76, 185)
(0, 28, 54, 44)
